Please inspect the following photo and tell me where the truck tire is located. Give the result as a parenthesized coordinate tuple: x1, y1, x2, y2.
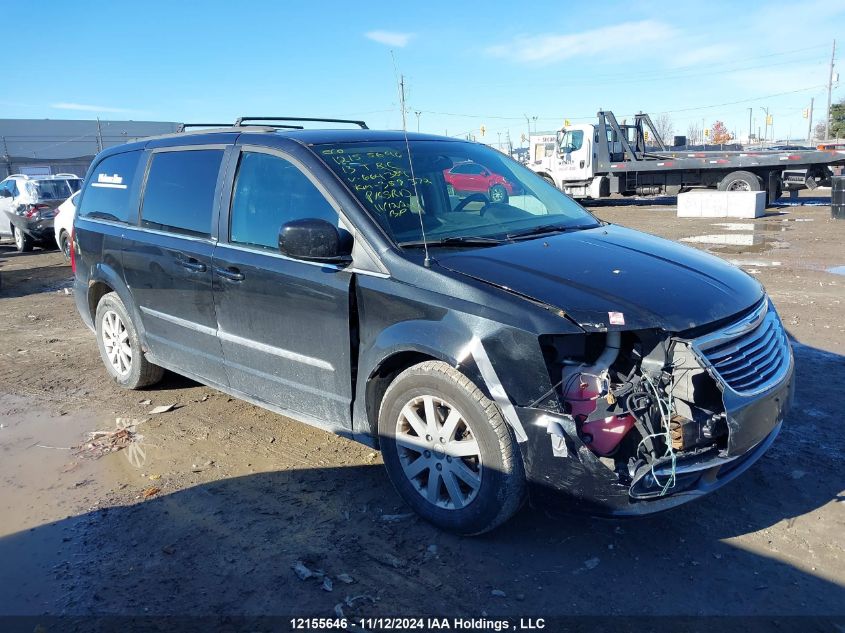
(718, 170, 762, 192)
(378, 360, 526, 535)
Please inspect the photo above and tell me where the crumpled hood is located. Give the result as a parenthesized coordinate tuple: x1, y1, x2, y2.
(436, 224, 764, 332)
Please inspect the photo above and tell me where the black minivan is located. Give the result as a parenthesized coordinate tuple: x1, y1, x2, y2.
(72, 118, 793, 534)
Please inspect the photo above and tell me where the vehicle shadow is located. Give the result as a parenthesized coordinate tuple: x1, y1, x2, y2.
(1, 341, 842, 620)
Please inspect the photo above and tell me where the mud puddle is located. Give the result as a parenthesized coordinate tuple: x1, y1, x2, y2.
(0, 394, 138, 614)
(681, 220, 793, 255)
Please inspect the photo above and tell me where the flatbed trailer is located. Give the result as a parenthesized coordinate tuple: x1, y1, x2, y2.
(528, 111, 845, 203)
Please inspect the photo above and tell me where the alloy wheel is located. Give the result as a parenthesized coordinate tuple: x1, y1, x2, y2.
(102, 310, 132, 376)
(395, 395, 483, 510)
(727, 180, 751, 191)
(490, 186, 506, 202)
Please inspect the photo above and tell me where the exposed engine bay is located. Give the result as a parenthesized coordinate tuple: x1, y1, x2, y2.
(541, 329, 730, 499)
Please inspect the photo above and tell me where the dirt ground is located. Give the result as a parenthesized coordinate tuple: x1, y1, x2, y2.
(0, 190, 843, 624)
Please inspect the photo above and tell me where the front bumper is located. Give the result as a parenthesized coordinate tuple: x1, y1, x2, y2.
(518, 355, 794, 516)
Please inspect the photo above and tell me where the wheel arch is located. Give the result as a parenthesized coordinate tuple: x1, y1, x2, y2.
(356, 337, 491, 447)
(86, 264, 148, 346)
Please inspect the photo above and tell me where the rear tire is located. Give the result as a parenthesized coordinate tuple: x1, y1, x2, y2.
(95, 292, 164, 389)
(378, 360, 526, 535)
(59, 231, 70, 260)
(13, 226, 33, 253)
(718, 170, 762, 192)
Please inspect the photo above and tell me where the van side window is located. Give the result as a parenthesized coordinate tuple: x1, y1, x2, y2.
(141, 149, 224, 238)
(229, 151, 338, 250)
(78, 150, 143, 223)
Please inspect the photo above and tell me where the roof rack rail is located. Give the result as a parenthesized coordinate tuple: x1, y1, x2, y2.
(234, 116, 369, 129)
(176, 123, 232, 132)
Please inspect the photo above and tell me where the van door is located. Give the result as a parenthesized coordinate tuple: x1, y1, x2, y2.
(212, 147, 354, 429)
(559, 128, 592, 181)
(122, 147, 229, 386)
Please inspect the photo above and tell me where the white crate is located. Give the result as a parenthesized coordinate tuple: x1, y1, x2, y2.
(677, 191, 766, 218)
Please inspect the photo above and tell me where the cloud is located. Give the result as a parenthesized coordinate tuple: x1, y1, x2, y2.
(486, 20, 677, 64)
(51, 102, 137, 114)
(668, 44, 737, 68)
(365, 30, 414, 47)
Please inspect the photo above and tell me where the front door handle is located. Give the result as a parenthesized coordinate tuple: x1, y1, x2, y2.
(178, 258, 207, 272)
(215, 266, 245, 282)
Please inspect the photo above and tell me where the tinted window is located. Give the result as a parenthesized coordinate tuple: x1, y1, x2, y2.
(34, 179, 72, 201)
(141, 149, 223, 238)
(230, 152, 337, 250)
(78, 150, 142, 222)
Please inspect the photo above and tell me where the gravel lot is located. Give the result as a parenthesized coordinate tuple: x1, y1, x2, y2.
(0, 191, 843, 622)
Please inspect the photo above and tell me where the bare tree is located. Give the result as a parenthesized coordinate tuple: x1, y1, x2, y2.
(653, 113, 674, 144)
(813, 121, 827, 140)
(687, 122, 701, 146)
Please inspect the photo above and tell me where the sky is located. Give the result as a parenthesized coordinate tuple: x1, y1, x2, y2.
(2, 0, 842, 146)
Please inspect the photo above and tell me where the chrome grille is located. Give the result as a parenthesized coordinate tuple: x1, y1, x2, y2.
(692, 300, 791, 395)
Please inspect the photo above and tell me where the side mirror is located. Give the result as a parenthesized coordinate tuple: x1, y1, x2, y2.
(278, 218, 352, 264)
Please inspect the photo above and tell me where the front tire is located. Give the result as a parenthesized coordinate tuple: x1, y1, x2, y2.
(378, 361, 525, 535)
(13, 226, 33, 253)
(488, 183, 508, 204)
(95, 292, 163, 389)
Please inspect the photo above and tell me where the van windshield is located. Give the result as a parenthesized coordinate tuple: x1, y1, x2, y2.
(315, 140, 599, 246)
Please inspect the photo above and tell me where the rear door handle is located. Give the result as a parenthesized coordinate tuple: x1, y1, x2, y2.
(178, 258, 207, 272)
(215, 266, 244, 282)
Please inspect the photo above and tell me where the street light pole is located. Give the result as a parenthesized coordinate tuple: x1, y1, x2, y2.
(414, 111, 421, 133)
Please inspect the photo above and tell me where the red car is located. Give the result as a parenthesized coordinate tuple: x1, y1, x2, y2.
(443, 162, 519, 203)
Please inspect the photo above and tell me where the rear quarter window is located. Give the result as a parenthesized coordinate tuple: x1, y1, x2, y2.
(141, 149, 224, 238)
(79, 150, 144, 223)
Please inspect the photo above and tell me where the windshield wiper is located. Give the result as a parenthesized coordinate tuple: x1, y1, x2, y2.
(506, 223, 592, 240)
(400, 236, 507, 248)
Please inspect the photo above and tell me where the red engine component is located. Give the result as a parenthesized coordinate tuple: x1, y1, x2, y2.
(563, 373, 636, 456)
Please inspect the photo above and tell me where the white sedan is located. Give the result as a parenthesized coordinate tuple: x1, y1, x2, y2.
(53, 191, 80, 260)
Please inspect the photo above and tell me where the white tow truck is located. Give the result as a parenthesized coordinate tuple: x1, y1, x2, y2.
(528, 111, 845, 203)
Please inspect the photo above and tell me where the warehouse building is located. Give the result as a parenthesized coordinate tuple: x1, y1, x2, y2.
(0, 119, 180, 180)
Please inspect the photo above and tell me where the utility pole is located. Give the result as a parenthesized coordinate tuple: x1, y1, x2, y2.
(497, 131, 502, 150)
(1, 136, 11, 178)
(524, 114, 531, 145)
(760, 107, 769, 146)
(414, 111, 421, 132)
(532, 116, 538, 134)
(824, 39, 836, 140)
(748, 108, 752, 144)
(807, 97, 814, 141)
(96, 117, 104, 152)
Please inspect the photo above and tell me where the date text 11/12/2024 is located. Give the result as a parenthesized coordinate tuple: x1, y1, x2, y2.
(289, 617, 547, 630)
